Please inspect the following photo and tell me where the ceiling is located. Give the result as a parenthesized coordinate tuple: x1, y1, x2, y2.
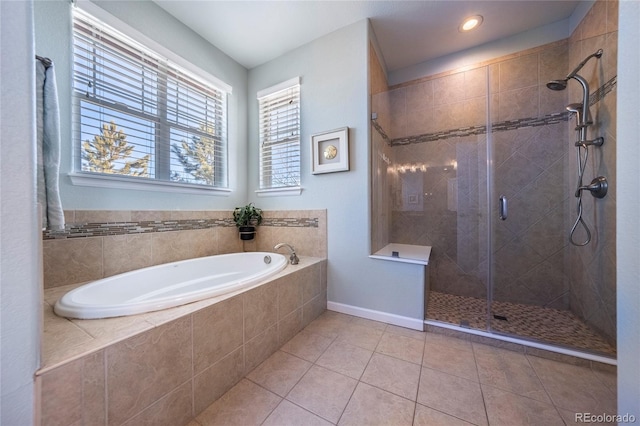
(153, 1, 582, 72)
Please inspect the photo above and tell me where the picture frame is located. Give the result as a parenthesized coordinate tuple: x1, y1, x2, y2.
(311, 127, 349, 174)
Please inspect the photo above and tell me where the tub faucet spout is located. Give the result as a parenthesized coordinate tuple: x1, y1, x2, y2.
(274, 243, 299, 265)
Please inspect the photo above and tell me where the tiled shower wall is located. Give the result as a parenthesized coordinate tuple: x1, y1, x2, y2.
(43, 209, 327, 288)
(371, 0, 617, 345)
(566, 0, 618, 344)
(375, 41, 573, 306)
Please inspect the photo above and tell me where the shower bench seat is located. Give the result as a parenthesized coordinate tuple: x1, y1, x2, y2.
(369, 243, 431, 265)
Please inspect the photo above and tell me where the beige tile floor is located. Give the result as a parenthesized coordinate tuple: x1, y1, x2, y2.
(189, 311, 617, 426)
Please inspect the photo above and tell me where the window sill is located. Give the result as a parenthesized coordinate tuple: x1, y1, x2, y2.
(69, 172, 232, 196)
(255, 187, 302, 197)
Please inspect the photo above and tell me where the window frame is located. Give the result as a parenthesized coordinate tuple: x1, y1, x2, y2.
(256, 77, 302, 197)
(70, 3, 232, 196)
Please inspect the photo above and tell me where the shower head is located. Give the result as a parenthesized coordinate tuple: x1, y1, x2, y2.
(546, 48, 604, 92)
(546, 79, 568, 91)
(547, 49, 603, 128)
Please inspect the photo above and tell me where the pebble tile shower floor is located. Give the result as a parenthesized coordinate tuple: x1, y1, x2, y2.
(426, 291, 616, 357)
(188, 310, 616, 425)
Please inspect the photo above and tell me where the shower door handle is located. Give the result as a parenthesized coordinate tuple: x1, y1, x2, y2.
(499, 196, 508, 220)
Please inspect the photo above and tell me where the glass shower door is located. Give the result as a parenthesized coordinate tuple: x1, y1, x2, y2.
(482, 47, 615, 357)
(488, 120, 572, 345)
(488, 112, 616, 356)
(419, 66, 491, 332)
(483, 44, 583, 349)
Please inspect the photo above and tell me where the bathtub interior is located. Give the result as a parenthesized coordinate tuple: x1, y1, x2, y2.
(54, 252, 288, 320)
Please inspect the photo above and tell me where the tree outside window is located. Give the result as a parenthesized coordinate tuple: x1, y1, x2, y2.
(82, 121, 150, 177)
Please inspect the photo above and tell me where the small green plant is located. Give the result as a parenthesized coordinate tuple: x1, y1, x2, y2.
(232, 203, 263, 227)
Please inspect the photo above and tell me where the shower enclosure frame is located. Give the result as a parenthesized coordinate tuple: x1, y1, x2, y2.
(370, 38, 616, 364)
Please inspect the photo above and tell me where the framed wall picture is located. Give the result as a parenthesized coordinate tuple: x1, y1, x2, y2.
(311, 127, 349, 174)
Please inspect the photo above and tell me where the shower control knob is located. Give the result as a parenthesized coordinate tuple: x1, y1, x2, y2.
(575, 176, 608, 198)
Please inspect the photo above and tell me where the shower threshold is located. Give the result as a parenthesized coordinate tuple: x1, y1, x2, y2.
(426, 291, 616, 364)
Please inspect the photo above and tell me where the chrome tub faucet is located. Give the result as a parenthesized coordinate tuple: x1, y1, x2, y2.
(274, 243, 299, 265)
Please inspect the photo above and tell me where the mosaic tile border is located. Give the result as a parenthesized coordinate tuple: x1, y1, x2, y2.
(372, 76, 617, 147)
(371, 118, 391, 145)
(390, 123, 493, 146)
(590, 75, 616, 106)
(43, 217, 319, 240)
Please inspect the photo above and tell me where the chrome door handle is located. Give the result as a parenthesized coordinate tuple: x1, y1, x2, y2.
(499, 195, 507, 220)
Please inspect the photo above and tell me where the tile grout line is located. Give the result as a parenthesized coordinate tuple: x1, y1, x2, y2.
(471, 342, 491, 426)
(253, 323, 341, 425)
(522, 352, 568, 422)
(309, 319, 426, 424)
(103, 347, 109, 426)
(283, 316, 384, 425)
(288, 331, 341, 425)
(312, 319, 361, 425)
(410, 333, 426, 414)
(253, 378, 284, 426)
(190, 314, 195, 419)
(333, 347, 373, 424)
(474, 339, 584, 424)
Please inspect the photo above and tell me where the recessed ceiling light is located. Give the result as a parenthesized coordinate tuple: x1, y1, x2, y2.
(459, 15, 483, 32)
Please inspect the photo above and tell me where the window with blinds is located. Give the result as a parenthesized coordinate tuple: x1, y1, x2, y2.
(72, 8, 228, 188)
(258, 78, 301, 190)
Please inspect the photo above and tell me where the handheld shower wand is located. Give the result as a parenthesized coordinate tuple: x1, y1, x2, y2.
(546, 49, 603, 129)
(546, 49, 606, 247)
(572, 74, 593, 129)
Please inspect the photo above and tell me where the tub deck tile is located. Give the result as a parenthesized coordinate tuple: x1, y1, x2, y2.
(39, 256, 326, 373)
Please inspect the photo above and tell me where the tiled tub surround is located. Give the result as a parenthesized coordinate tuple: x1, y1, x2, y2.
(43, 209, 326, 288)
(38, 257, 327, 425)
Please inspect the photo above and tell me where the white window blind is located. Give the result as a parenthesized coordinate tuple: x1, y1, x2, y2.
(72, 8, 228, 188)
(258, 78, 301, 190)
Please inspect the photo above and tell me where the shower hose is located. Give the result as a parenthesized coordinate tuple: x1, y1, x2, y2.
(570, 143, 591, 246)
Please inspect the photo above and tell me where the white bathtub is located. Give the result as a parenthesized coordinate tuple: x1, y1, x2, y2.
(54, 252, 288, 319)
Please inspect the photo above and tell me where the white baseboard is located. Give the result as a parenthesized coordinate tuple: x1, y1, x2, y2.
(327, 301, 424, 331)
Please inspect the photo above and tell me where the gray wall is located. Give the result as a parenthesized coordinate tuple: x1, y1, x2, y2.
(247, 20, 426, 320)
(34, 0, 249, 210)
(616, 0, 640, 417)
(0, 1, 41, 423)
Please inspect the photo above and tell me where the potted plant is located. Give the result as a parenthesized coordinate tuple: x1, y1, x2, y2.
(233, 203, 263, 240)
